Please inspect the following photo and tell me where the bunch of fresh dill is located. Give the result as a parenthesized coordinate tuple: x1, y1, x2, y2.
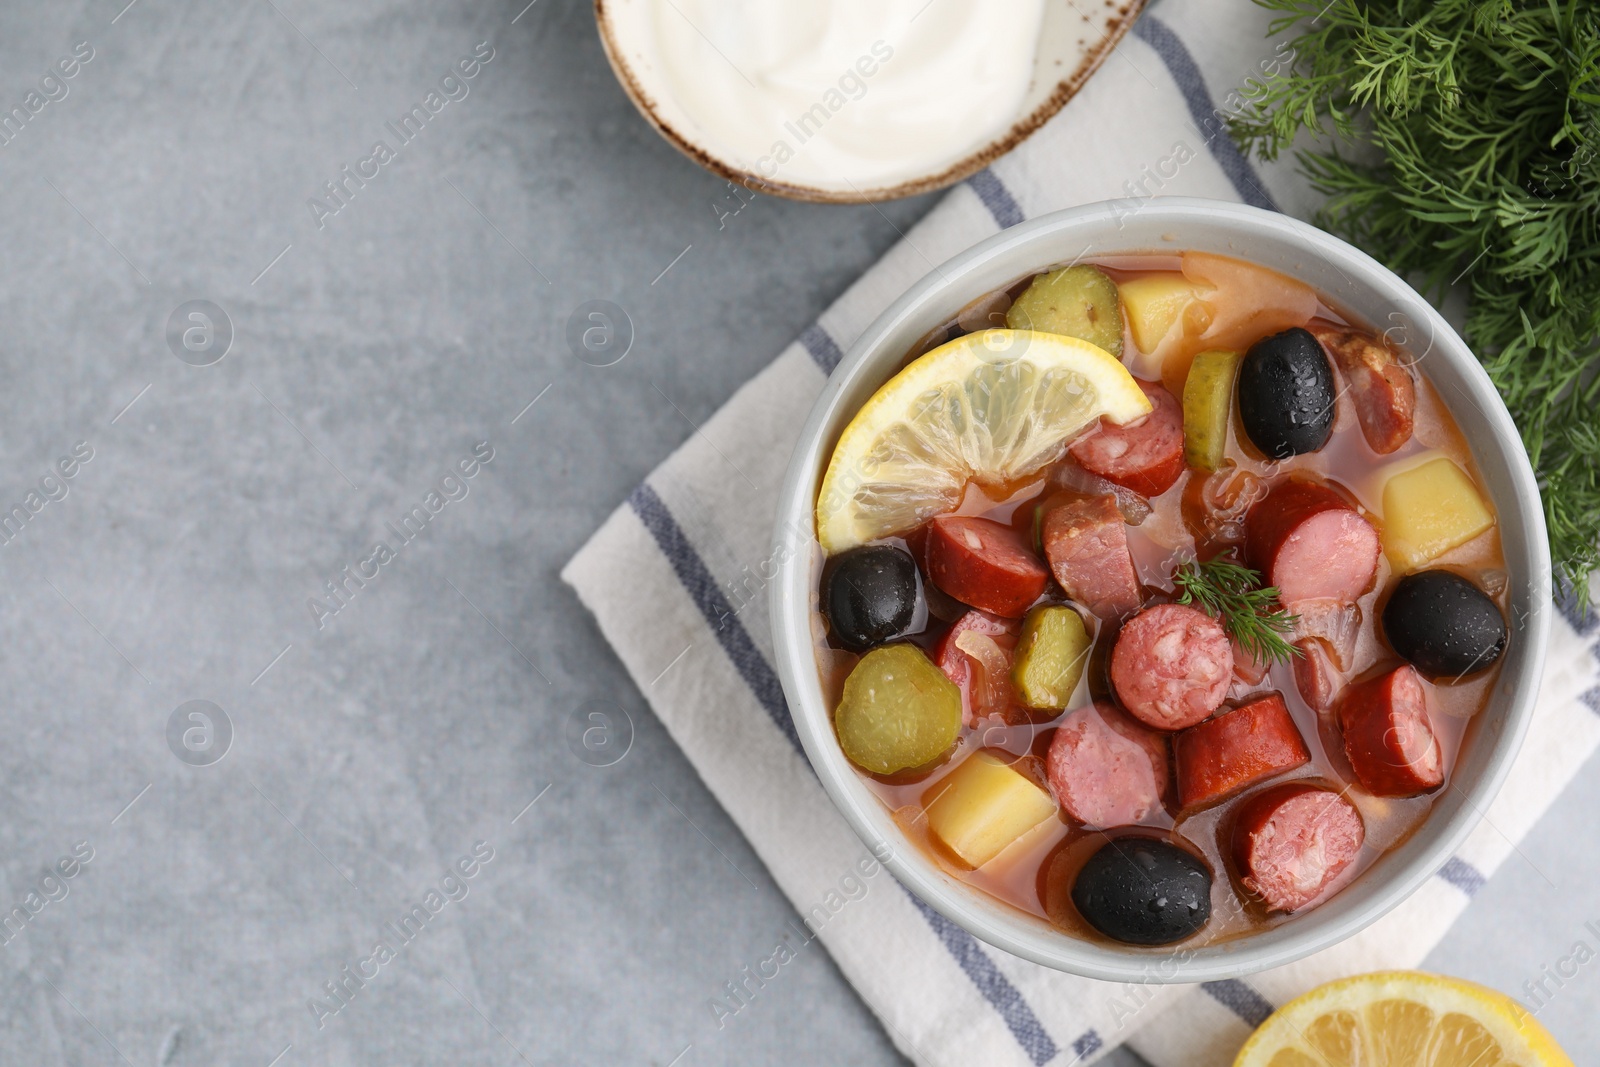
(1229, 0, 1600, 591)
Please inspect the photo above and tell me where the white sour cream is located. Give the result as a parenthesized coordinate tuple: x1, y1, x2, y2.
(647, 0, 1046, 190)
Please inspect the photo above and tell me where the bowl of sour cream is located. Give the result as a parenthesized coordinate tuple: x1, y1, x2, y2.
(595, 0, 1147, 201)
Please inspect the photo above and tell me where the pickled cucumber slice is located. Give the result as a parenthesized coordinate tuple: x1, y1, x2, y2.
(1006, 265, 1124, 358)
(1011, 605, 1091, 710)
(835, 645, 961, 775)
(1182, 348, 1242, 472)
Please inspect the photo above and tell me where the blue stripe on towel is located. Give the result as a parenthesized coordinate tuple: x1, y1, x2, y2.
(800, 323, 846, 375)
(1070, 1029, 1103, 1060)
(1201, 979, 1274, 1028)
(968, 168, 1026, 230)
(1130, 16, 1279, 213)
(628, 483, 801, 753)
(627, 481, 1061, 1065)
(1437, 856, 1487, 897)
(908, 896, 1061, 1065)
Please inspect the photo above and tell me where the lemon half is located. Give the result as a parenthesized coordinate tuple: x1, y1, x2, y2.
(815, 330, 1149, 554)
(1234, 971, 1573, 1067)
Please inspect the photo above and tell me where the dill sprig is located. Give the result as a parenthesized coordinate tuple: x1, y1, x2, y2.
(1228, 0, 1600, 592)
(1174, 557, 1302, 665)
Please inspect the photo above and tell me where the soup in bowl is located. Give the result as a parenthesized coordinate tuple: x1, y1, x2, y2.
(769, 199, 1550, 981)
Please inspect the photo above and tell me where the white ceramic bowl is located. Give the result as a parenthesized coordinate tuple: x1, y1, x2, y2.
(594, 0, 1147, 202)
(770, 199, 1551, 981)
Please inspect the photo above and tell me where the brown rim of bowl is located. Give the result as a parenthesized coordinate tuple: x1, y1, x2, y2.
(593, 0, 1151, 204)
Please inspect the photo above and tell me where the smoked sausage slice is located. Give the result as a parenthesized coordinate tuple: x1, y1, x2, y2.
(1311, 325, 1415, 454)
(1337, 664, 1444, 796)
(1046, 702, 1169, 829)
(1231, 783, 1365, 912)
(925, 515, 1049, 618)
(1068, 379, 1186, 497)
(1110, 604, 1233, 730)
(1245, 479, 1380, 606)
(1174, 693, 1311, 811)
(1042, 495, 1142, 618)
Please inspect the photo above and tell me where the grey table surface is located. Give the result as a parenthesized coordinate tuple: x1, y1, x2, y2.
(0, 2, 1594, 1065)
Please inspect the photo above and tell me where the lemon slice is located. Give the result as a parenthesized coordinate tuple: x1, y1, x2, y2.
(815, 330, 1149, 554)
(1234, 971, 1574, 1067)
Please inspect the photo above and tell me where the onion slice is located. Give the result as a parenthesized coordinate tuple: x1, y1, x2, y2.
(955, 629, 1014, 721)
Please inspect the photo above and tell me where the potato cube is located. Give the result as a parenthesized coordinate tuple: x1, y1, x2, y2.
(1119, 273, 1205, 353)
(1380, 455, 1495, 571)
(924, 751, 1057, 868)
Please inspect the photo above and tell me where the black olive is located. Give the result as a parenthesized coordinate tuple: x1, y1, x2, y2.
(1382, 570, 1507, 677)
(1071, 837, 1213, 945)
(1238, 327, 1336, 458)
(823, 545, 923, 652)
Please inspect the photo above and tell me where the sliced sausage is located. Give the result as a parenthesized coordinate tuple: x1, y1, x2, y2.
(1311, 325, 1415, 454)
(1231, 783, 1365, 912)
(925, 515, 1049, 618)
(1245, 479, 1380, 606)
(1174, 693, 1311, 811)
(933, 610, 1019, 726)
(1068, 379, 1186, 497)
(1291, 637, 1343, 712)
(1046, 702, 1170, 829)
(1337, 664, 1444, 797)
(1110, 604, 1233, 730)
(1041, 495, 1142, 618)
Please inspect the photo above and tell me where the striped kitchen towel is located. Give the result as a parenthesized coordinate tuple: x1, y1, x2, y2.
(562, 0, 1600, 1063)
